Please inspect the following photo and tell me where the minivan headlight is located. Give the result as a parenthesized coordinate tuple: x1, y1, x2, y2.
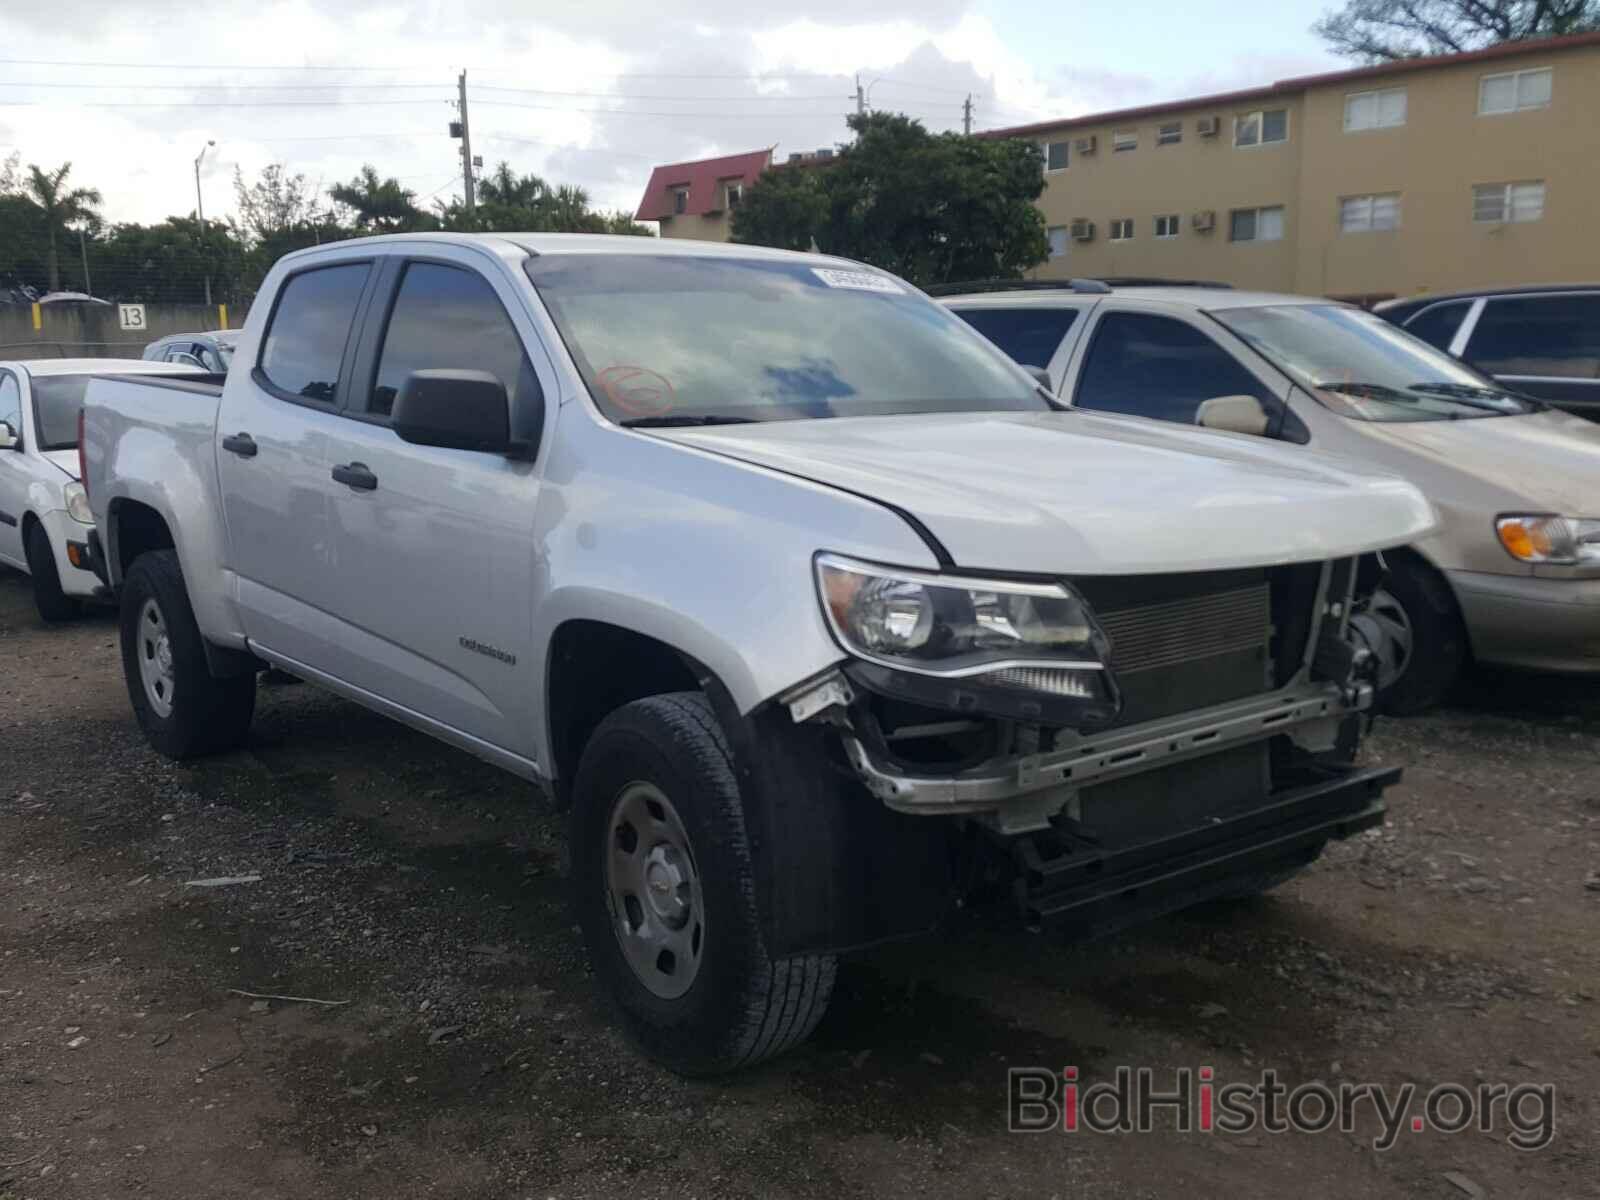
(814, 553, 1121, 724)
(63, 481, 93, 525)
(1496, 515, 1600, 565)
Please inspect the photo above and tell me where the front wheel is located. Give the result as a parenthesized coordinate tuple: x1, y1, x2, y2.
(24, 521, 81, 623)
(119, 549, 256, 759)
(571, 692, 836, 1075)
(1365, 556, 1467, 716)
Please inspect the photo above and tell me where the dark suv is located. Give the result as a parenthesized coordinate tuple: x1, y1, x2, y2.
(1375, 285, 1600, 420)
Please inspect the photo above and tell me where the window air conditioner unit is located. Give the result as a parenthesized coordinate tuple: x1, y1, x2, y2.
(1196, 116, 1220, 137)
(1070, 219, 1096, 241)
(1191, 210, 1216, 232)
(1074, 135, 1097, 155)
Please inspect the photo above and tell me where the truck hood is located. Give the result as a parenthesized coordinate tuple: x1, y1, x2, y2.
(1350, 408, 1600, 516)
(661, 411, 1436, 575)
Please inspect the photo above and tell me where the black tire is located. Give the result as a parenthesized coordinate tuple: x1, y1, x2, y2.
(119, 549, 256, 759)
(571, 691, 837, 1075)
(23, 521, 81, 623)
(1377, 555, 1468, 716)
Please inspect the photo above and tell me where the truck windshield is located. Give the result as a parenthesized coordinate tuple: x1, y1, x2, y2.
(524, 254, 1047, 425)
(1213, 304, 1539, 422)
(30, 375, 92, 451)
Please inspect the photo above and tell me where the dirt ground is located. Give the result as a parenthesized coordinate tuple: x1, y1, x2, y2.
(2, 564, 1596, 1200)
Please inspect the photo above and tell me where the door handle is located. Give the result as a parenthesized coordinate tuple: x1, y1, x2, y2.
(221, 432, 257, 458)
(331, 461, 378, 491)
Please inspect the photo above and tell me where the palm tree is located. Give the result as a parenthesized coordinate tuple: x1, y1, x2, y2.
(26, 162, 102, 292)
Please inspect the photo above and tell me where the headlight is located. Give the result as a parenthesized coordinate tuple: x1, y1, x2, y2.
(63, 481, 93, 525)
(815, 553, 1120, 724)
(1496, 515, 1600, 565)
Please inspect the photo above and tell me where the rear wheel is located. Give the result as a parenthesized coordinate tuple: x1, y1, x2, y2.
(119, 549, 256, 758)
(23, 522, 80, 623)
(1368, 555, 1467, 716)
(572, 691, 836, 1075)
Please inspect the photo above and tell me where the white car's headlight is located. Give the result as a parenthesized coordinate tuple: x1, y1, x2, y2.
(63, 481, 93, 525)
(1496, 515, 1600, 566)
(814, 553, 1121, 724)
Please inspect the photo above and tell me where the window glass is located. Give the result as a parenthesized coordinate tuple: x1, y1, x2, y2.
(1045, 141, 1069, 171)
(1479, 73, 1516, 113)
(1517, 67, 1552, 107)
(1464, 295, 1600, 379)
(259, 263, 370, 404)
(954, 306, 1080, 370)
(370, 262, 535, 418)
(1261, 109, 1288, 142)
(1046, 226, 1069, 258)
(1156, 122, 1182, 145)
(1074, 312, 1272, 425)
(1154, 214, 1179, 238)
(29, 376, 94, 450)
(525, 254, 1047, 425)
(1215, 304, 1537, 422)
(1402, 301, 1471, 351)
(1231, 206, 1283, 242)
(1345, 88, 1406, 130)
(1112, 129, 1137, 152)
(1340, 193, 1401, 233)
(1109, 218, 1134, 241)
(1473, 181, 1544, 223)
(0, 372, 20, 437)
(1234, 113, 1260, 146)
(1480, 68, 1551, 114)
(1231, 209, 1256, 241)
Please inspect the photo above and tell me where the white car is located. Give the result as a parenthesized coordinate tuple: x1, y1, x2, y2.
(0, 359, 200, 621)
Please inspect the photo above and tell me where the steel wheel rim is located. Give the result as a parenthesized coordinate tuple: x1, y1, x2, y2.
(137, 598, 176, 718)
(603, 781, 705, 999)
(1361, 587, 1414, 691)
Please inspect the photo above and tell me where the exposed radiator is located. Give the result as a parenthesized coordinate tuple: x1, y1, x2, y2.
(1097, 583, 1272, 675)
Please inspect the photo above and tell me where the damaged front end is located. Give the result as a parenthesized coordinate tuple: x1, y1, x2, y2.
(783, 552, 1403, 934)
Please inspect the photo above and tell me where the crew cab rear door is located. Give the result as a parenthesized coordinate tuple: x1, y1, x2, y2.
(218, 252, 379, 668)
(315, 244, 552, 763)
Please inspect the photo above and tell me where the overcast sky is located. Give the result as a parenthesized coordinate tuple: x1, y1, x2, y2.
(0, 1, 1345, 227)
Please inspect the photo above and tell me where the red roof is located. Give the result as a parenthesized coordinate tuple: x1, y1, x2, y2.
(635, 148, 773, 221)
(981, 30, 1600, 141)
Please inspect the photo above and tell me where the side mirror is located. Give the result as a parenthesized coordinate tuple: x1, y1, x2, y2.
(0, 420, 18, 450)
(392, 369, 513, 454)
(1196, 394, 1271, 437)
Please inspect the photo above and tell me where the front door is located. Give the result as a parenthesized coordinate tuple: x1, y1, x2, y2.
(318, 251, 548, 760)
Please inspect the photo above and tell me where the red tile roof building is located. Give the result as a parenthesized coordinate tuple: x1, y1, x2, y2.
(635, 148, 774, 241)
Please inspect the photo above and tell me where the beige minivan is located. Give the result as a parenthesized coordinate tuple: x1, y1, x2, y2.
(942, 281, 1600, 712)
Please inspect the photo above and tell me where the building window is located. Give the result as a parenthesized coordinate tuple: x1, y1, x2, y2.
(1479, 67, 1552, 115)
(1156, 122, 1182, 146)
(1234, 108, 1288, 147)
(672, 188, 688, 215)
(1047, 226, 1070, 257)
(1340, 193, 1401, 233)
(1109, 218, 1135, 241)
(1045, 140, 1070, 171)
(1344, 87, 1407, 131)
(1473, 181, 1545, 223)
(725, 182, 742, 210)
(1230, 206, 1284, 242)
(1154, 214, 1180, 239)
(1112, 129, 1137, 152)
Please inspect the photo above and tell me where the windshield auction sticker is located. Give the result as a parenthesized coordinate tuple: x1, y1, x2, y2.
(811, 268, 904, 294)
(596, 365, 676, 417)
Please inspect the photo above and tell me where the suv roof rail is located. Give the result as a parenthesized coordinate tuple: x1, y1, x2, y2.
(927, 276, 1234, 297)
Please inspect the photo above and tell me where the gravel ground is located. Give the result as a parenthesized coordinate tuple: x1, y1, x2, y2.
(2, 563, 1597, 1199)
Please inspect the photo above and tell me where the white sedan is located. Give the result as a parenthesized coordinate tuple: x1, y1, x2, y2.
(0, 359, 201, 621)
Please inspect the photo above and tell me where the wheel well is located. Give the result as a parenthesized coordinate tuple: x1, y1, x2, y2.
(20, 509, 41, 543)
(110, 501, 175, 577)
(546, 620, 703, 801)
(1385, 544, 1472, 652)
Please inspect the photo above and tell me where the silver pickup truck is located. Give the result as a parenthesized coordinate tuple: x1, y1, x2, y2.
(80, 234, 1434, 1074)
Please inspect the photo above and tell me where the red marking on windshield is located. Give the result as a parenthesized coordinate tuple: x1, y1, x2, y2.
(597, 365, 676, 417)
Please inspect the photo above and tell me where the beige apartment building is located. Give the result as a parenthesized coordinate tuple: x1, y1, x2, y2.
(991, 32, 1600, 300)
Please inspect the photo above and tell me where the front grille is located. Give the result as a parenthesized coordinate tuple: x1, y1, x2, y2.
(1097, 583, 1271, 674)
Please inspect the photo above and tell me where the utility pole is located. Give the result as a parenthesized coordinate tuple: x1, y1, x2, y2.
(458, 70, 476, 215)
(194, 139, 215, 306)
(78, 227, 92, 297)
(854, 74, 866, 116)
(962, 94, 973, 135)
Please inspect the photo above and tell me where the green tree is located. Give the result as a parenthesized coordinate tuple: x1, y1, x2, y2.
(90, 217, 250, 305)
(1314, 0, 1599, 60)
(329, 165, 434, 233)
(732, 113, 1048, 287)
(437, 162, 652, 235)
(24, 162, 103, 292)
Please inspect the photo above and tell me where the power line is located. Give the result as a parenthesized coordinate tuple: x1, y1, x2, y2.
(0, 80, 453, 91)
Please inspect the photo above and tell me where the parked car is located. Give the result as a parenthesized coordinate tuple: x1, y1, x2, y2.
(1375, 284, 1600, 420)
(941, 280, 1600, 712)
(0, 359, 202, 621)
(142, 330, 240, 374)
(82, 235, 1431, 1073)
